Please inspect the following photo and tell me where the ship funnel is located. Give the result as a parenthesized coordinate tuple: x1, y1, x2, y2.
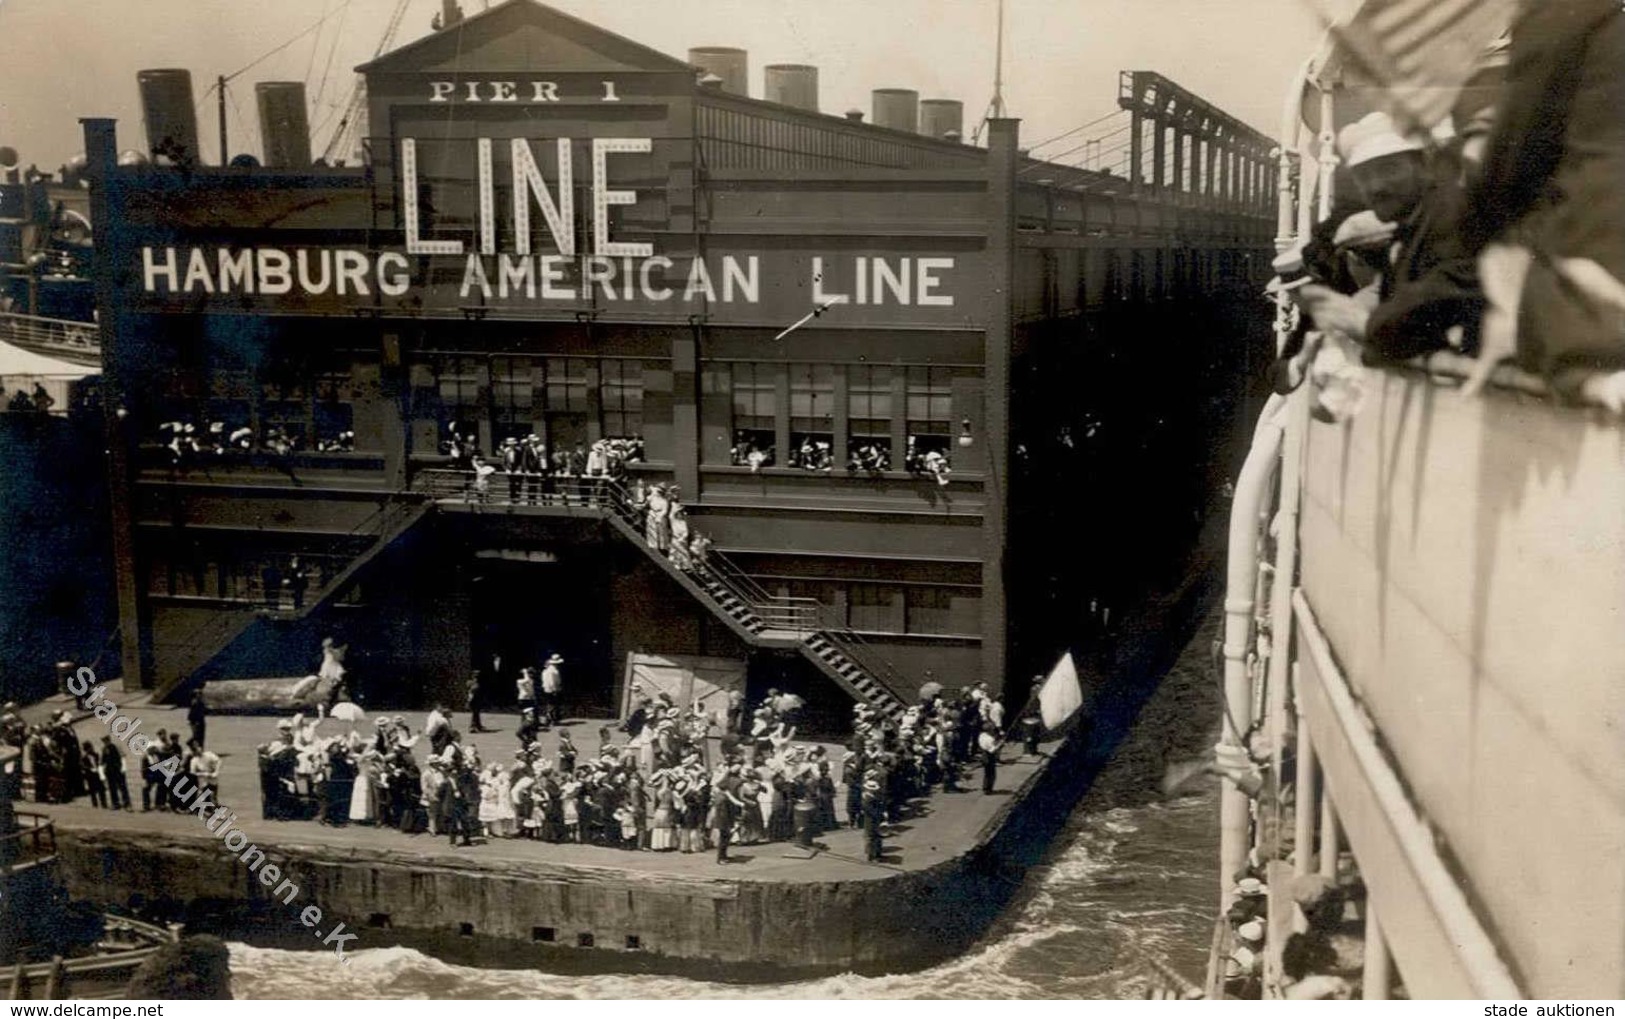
(764, 64, 818, 112)
(919, 99, 964, 140)
(137, 69, 201, 167)
(871, 88, 919, 133)
(255, 82, 312, 167)
(688, 47, 748, 97)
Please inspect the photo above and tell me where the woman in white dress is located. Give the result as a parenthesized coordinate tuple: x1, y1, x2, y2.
(478, 762, 507, 837)
(349, 748, 379, 824)
(318, 638, 346, 683)
(290, 713, 323, 795)
(757, 767, 777, 833)
(668, 504, 692, 569)
(644, 484, 670, 553)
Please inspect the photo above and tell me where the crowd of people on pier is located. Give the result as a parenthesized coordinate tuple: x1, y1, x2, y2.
(2, 700, 218, 814)
(1268, 2, 1624, 415)
(249, 678, 1026, 865)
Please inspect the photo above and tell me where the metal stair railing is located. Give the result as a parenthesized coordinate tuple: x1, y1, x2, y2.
(150, 490, 428, 702)
(406, 467, 913, 710)
(811, 606, 917, 708)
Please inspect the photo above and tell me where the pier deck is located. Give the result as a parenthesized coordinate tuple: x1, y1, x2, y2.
(35, 704, 1050, 885)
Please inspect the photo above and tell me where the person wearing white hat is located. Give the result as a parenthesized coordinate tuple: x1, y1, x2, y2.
(1338, 112, 1428, 223)
(540, 653, 564, 726)
(1313, 110, 1483, 362)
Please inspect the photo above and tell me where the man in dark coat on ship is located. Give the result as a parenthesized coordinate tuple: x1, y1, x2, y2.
(1296, 112, 1481, 362)
(1461, 0, 1625, 407)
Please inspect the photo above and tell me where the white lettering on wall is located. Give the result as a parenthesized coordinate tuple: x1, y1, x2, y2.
(134, 247, 958, 311)
(511, 138, 575, 257)
(592, 138, 652, 258)
(142, 246, 177, 291)
(377, 253, 410, 296)
(400, 139, 464, 256)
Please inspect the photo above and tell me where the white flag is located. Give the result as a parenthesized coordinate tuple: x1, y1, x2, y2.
(1038, 651, 1084, 731)
(1319, 0, 1514, 133)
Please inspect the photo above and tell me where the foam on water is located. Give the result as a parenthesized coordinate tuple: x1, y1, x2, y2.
(228, 791, 1220, 999)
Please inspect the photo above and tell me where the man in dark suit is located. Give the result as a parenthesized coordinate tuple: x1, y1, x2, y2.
(467, 663, 491, 734)
(861, 777, 886, 861)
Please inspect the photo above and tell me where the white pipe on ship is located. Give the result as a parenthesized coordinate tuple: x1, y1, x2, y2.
(1219, 392, 1287, 903)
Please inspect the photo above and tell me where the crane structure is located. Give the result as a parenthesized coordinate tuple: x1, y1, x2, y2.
(319, 0, 411, 165)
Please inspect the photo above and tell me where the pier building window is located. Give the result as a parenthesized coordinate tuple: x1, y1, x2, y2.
(905, 366, 954, 456)
(261, 378, 309, 448)
(848, 583, 902, 633)
(906, 586, 980, 636)
(313, 369, 354, 451)
(204, 367, 254, 435)
(542, 356, 591, 450)
(789, 363, 834, 469)
(434, 355, 484, 442)
(600, 359, 644, 439)
(848, 365, 894, 470)
(730, 362, 776, 466)
(491, 355, 533, 445)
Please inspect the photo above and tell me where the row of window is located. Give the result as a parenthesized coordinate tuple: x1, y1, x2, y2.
(775, 579, 980, 638)
(731, 364, 952, 436)
(149, 354, 966, 463)
(422, 355, 645, 443)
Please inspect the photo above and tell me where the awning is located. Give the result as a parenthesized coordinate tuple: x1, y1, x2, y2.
(0, 338, 98, 379)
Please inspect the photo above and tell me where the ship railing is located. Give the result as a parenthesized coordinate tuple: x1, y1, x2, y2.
(0, 811, 58, 871)
(0, 310, 100, 356)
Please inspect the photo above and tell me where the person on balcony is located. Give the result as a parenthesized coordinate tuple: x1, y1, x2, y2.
(501, 437, 523, 502)
(523, 434, 547, 504)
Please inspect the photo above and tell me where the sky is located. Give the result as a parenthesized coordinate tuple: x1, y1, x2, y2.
(0, 0, 1328, 172)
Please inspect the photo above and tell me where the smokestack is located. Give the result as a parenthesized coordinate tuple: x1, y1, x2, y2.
(871, 88, 919, 133)
(919, 99, 964, 140)
(255, 82, 312, 167)
(688, 47, 748, 97)
(438, 0, 464, 30)
(137, 69, 200, 167)
(763, 64, 818, 112)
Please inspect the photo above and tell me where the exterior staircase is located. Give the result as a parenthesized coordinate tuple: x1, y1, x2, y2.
(408, 470, 916, 720)
(150, 495, 431, 703)
(592, 480, 912, 721)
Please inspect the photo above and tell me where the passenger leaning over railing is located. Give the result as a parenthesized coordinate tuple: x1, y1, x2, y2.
(1295, 112, 1484, 364)
(1460, 0, 1625, 410)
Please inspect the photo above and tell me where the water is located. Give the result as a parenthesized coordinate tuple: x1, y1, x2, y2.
(228, 614, 1227, 999)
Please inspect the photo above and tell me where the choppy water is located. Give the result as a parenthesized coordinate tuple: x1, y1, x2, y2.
(227, 793, 1217, 999)
(227, 609, 1227, 999)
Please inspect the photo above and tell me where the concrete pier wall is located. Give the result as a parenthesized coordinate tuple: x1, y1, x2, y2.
(50, 750, 1060, 977)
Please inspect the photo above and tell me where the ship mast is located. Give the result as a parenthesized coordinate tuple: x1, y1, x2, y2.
(974, 0, 1008, 145)
(991, 0, 1006, 119)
